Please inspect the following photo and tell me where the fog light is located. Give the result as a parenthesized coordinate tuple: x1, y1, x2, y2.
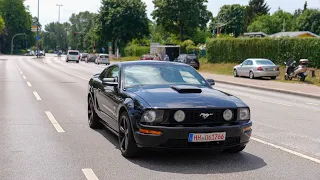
(174, 110, 185, 122)
(223, 109, 233, 121)
(139, 128, 162, 135)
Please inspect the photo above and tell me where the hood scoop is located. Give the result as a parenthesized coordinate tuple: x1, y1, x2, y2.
(170, 85, 202, 94)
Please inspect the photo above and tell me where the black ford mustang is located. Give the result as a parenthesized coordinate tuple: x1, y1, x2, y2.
(87, 61, 252, 158)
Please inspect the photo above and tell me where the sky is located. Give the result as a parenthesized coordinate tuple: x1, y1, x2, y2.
(24, 0, 320, 27)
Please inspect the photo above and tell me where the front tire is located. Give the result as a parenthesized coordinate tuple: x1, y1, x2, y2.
(88, 96, 103, 129)
(225, 145, 246, 153)
(249, 71, 254, 79)
(119, 112, 139, 158)
(271, 76, 277, 80)
(233, 69, 239, 77)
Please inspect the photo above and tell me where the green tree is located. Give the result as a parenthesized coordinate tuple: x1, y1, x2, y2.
(248, 9, 295, 34)
(97, 0, 149, 53)
(68, 11, 96, 50)
(0, 0, 33, 53)
(43, 22, 70, 51)
(296, 9, 320, 35)
(213, 4, 246, 37)
(152, 0, 212, 42)
(303, 1, 308, 12)
(244, 0, 270, 32)
(0, 16, 5, 34)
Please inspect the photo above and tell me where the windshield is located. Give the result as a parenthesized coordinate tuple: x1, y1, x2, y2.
(69, 52, 79, 55)
(255, 60, 274, 65)
(123, 64, 208, 87)
(100, 55, 109, 58)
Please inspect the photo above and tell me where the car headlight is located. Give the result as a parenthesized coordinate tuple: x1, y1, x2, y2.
(174, 110, 185, 122)
(141, 110, 164, 123)
(223, 109, 233, 121)
(238, 108, 250, 121)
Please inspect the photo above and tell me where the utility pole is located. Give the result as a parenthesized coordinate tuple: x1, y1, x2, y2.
(282, 19, 286, 32)
(37, 0, 40, 50)
(56, 4, 63, 23)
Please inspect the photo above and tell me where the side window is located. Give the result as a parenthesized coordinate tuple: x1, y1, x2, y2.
(242, 60, 248, 65)
(247, 60, 253, 65)
(104, 66, 120, 80)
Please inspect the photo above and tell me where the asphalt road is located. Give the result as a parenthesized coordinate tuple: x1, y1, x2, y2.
(0, 54, 319, 180)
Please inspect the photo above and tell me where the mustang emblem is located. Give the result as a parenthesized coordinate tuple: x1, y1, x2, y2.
(199, 113, 214, 119)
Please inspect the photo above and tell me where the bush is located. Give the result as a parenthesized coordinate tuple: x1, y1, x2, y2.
(180, 40, 195, 53)
(186, 45, 199, 55)
(48, 50, 54, 53)
(206, 37, 320, 68)
(124, 44, 149, 57)
(20, 49, 26, 55)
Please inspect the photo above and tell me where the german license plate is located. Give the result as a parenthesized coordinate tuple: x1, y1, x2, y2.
(266, 68, 274, 71)
(188, 132, 226, 142)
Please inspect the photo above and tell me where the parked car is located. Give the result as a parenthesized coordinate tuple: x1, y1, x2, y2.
(140, 54, 154, 60)
(81, 53, 89, 61)
(175, 54, 200, 70)
(86, 54, 97, 63)
(87, 61, 252, 158)
(25, 49, 35, 56)
(95, 54, 110, 65)
(66, 50, 80, 63)
(234, 58, 280, 79)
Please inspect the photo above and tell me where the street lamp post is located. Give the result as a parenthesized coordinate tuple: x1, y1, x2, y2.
(56, 4, 63, 23)
(37, 0, 40, 50)
(11, 33, 27, 55)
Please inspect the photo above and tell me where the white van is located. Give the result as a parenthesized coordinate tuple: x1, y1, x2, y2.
(66, 50, 80, 63)
(95, 54, 110, 65)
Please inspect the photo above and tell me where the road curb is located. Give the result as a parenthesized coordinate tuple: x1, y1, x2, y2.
(215, 80, 320, 100)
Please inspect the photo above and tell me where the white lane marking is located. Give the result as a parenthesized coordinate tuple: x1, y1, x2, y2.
(45, 111, 65, 133)
(46, 64, 89, 80)
(22, 75, 27, 79)
(249, 96, 292, 107)
(306, 102, 319, 106)
(27, 82, 32, 87)
(252, 137, 320, 164)
(33, 91, 42, 100)
(20, 71, 23, 74)
(82, 169, 100, 180)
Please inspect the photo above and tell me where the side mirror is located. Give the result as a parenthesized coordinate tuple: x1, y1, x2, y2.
(102, 78, 118, 86)
(240, 63, 243, 66)
(206, 79, 215, 86)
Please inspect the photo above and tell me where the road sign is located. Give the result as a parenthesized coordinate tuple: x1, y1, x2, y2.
(36, 35, 40, 41)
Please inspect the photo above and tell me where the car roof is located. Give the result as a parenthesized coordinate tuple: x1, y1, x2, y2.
(247, 58, 271, 61)
(99, 54, 109, 56)
(68, 50, 79, 52)
(112, 60, 190, 67)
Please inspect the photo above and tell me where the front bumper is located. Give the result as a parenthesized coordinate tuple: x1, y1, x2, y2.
(133, 122, 252, 150)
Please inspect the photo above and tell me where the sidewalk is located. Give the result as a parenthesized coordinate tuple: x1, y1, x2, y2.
(201, 72, 320, 99)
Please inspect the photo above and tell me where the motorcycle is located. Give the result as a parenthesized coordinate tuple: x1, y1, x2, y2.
(284, 59, 308, 81)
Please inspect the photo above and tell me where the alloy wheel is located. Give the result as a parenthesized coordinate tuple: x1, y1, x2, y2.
(249, 71, 254, 79)
(88, 98, 94, 125)
(119, 116, 129, 152)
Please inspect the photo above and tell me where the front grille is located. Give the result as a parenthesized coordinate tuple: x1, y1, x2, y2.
(162, 137, 240, 148)
(165, 109, 237, 126)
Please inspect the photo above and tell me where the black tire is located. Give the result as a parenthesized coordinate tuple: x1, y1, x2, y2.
(233, 69, 239, 77)
(88, 96, 103, 129)
(271, 76, 277, 80)
(300, 74, 306, 82)
(225, 145, 246, 153)
(119, 112, 139, 158)
(76, 61, 79, 63)
(249, 71, 254, 79)
(66, 60, 69, 63)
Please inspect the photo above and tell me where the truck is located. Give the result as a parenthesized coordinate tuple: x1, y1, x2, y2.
(156, 45, 180, 61)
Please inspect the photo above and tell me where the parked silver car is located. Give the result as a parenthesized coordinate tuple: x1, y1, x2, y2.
(95, 54, 110, 65)
(234, 59, 280, 79)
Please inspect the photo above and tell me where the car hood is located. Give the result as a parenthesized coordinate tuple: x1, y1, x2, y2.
(127, 85, 246, 109)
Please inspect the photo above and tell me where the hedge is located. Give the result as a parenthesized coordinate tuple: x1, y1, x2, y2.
(124, 44, 149, 57)
(206, 38, 320, 68)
